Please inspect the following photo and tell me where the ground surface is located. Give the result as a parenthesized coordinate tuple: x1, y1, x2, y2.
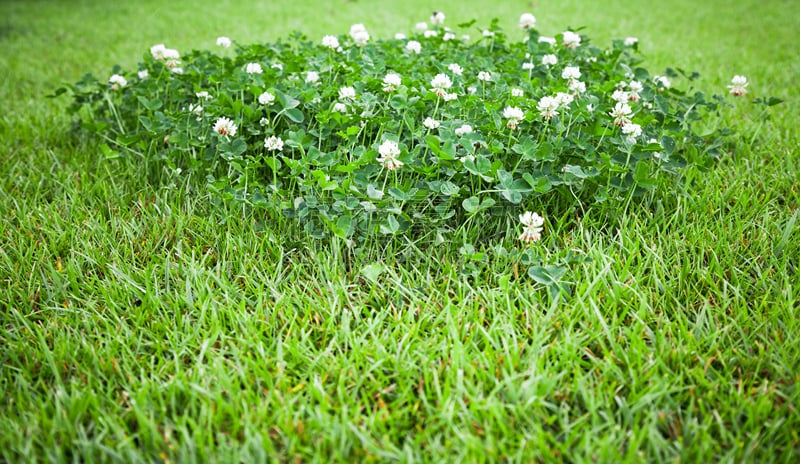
(1, 0, 798, 461)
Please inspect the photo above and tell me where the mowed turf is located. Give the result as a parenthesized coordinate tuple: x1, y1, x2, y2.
(1, 0, 798, 461)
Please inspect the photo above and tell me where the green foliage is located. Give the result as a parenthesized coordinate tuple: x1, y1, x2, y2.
(64, 18, 728, 248)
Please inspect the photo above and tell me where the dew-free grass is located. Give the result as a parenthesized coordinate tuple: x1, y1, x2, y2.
(1, 0, 798, 462)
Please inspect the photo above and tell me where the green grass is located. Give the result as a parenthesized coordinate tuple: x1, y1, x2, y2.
(1, 0, 798, 461)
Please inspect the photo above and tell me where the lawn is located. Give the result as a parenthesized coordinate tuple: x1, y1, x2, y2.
(1, 0, 798, 462)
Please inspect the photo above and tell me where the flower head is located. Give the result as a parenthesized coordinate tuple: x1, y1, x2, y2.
(522, 62, 534, 71)
(424, 30, 439, 38)
(511, 88, 524, 97)
(562, 66, 581, 80)
(306, 71, 320, 84)
(213, 117, 237, 138)
(728, 75, 748, 96)
(542, 54, 557, 66)
(216, 36, 232, 48)
(611, 89, 629, 103)
(503, 106, 525, 129)
(430, 73, 453, 96)
(654, 75, 671, 89)
(406, 40, 422, 54)
(454, 124, 473, 136)
(376, 140, 403, 170)
(448, 63, 463, 76)
(624, 37, 638, 46)
(138, 70, 149, 79)
(339, 86, 356, 99)
(150, 44, 179, 61)
(519, 13, 536, 29)
(196, 91, 212, 100)
(322, 35, 340, 49)
(349, 24, 370, 46)
(258, 91, 275, 105)
(264, 135, 284, 151)
(108, 74, 127, 89)
(621, 122, 642, 143)
(518, 211, 544, 243)
(430, 11, 445, 26)
(245, 62, 263, 74)
(562, 31, 581, 48)
(537, 96, 560, 119)
(442, 92, 458, 102)
(556, 92, 574, 108)
(477, 71, 492, 82)
(539, 36, 556, 46)
(383, 73, 402, 92)
(609, 102, 632, 126)
(423, 117, 440, 130)
(415, 22, 428, 31)
(569, 80, 586, 94)
(333, 102, 347, 113)
(443, 32, 456, 41)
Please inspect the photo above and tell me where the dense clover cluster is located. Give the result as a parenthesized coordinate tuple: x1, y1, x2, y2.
(64, 12, 737, 243)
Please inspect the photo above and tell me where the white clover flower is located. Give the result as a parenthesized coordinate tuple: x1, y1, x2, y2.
(213, 117, 237, 138)
(376, 140, 403, 170)
(339, 86, 356, 99)
(430, 11, 446, 26)
(170, 67, 183, 74)
(519, 13, 536, 29)
(271, 63, 283, 71)
(415, 22, 428, 31)
(395, 32, 407, 40)
(586, 103, 595, 112)
(503, 106, 525, 129)
(150, 44, 167, 59)
(306, 71, 320, 84)
(624, 37, 638, 46)
(264, 135, 284, 151)
(654, 75, 671, 89)
(322, 35, 340, 49)
(569, 80, 586, 94)
(349, 23, 370, 46)
(430, 73, 452, 96)
(333, 102, 347, 113)
(443, 92, 458, 102)
(542, 54, 557, 66)
(216, 36, 232, 48)
(610, 102, 633, 126)
(137, 69, 149, 79)
(522, 62, 535, 71)
(538, 36, 556, 46)
(537, 96, 560, 119)
(482, 29, 495, 37)
(406, 40, 422, 54)
(196, 91, 212, 100)
(648, 138, 664, 159)
(628, 81, 643, 102)
(259, 117, 270, 126)
(562, 31, 581, 48)
(621, 122, 642, 143)
(383, 73, 402, 92)
(477, 71, 492, 82)
(443, 32, 456, 41)
(511, 88, 524, 97)
(162, 48, 180, 61)
(423, 117, 440, 129)
(518, 211, 544, 243)
(108, 74, 127, 89)
(454, 124, 473, 136)
(612, 89, 629, 103)
(424, 30, 439, 38)
(728, 75, 748, 96)
(188, 103, 203, 120)
(461, 34, 471, 41)
(562, 66, 581, 80)
(556, 92, 574, 108)
(246, 63, 263, 74)
(258, 92, 275, 105)
(448, 63, 463, 76)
